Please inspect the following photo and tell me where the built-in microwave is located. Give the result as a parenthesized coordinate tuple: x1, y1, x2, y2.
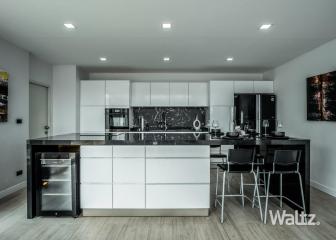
(105, 108, 129, 132)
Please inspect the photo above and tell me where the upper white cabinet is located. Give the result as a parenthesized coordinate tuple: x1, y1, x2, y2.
(81, 80, 105, 106)
(170, 82, 188, 106)
(189, 82, 208, 106)
(131, 82, 151, 106)
(210, 81, 234, 106)
(106, 80, 130, 107)
(150, 82, 170, 106)
(80, 106, 105, 133)
(234, 81, 254, 93)
(253, 81, 274, 93)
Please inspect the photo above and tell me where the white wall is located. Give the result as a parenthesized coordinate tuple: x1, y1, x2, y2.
(29, 54, 52, 86)
(267, 38, 336, 197)
(52, 65, 79, 135)
(0, 38, 29, 194)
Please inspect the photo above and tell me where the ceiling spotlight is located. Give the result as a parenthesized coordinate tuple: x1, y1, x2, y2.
(163, 57, 171, 62)
(226, 57, 234, 62)
(100, 57, 107, 62)
(162, 22, 172, 30)
(259, 24, 272, 30)
(64, 23, 76, 29)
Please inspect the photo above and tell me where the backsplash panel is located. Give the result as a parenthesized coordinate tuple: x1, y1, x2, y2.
(132, 107, 208, 130)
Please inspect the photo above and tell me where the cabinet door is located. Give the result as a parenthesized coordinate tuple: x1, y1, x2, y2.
(234, 81, 254, 93)
(81, 158, 112, 184)
(80, 80, 105, 106)
(150, 82, 169, 106)
(209, 81, 234, 106)
(189, 82, 208, 106)
(113, 158, 145, 183)
(113, 184, 145, 208)
(106, 80, 130, 107)
(80, 184, 112, 209)
(146, 184, 209, 209)
(131, 82, 150, 106)
(253, 81, 274, 93)
(170, 82, 188, 106)
(210, 106, 231, 132)
(80, 106, 105, 133)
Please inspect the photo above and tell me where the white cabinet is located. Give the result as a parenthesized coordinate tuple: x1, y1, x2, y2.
(169, 82, 188, 106)
(146, 145, 210, 158)
(146, 184, 209, 209)
(210, 106, 232, 132)
(81, 158, 113, 183)
(80, 80, 105, 106)
(234, 81, 254, 93)
(210, 81, 234, 106)
(80, 106, 105, 133)
(189, 82, 208, 106)
(81, 184, 112, 209)
(113, 146, 145, 158)
(113, 158, 145, 183)
(81, 146, 113, 158)
(113, 184, 145, 208)
(146, 158, 209, 184)
(131, 82, 150, 106)
(106, 80, 130, 107)
(253, 81, 274, 93)
(150, 82, 170, 106)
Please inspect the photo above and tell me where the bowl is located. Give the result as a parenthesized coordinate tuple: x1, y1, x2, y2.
(226, 132, 240, 138)
(271, 131, 285, 137)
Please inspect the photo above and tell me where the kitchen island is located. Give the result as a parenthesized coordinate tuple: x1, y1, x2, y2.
(27, 133, 310, 218)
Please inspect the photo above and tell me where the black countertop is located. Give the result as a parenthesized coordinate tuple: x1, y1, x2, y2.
(27, 133, 310, 146)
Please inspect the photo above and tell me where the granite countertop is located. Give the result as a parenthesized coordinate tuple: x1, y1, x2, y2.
(27, 133, 310, 146)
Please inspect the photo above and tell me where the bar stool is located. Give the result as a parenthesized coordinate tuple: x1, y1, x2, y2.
(214, 148, 263, 223)
(211, 145, 230, 191)
(261, 150, 306, 224)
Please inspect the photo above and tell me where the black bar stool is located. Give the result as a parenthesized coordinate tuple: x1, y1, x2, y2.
(261, 150, 306, 224)
(214, 148, 263, 223)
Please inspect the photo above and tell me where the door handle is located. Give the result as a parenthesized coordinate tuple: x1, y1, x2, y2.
(44, 126, 50, 130)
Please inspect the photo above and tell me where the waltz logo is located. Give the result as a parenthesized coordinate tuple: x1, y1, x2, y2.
(269, 210, 320, 226)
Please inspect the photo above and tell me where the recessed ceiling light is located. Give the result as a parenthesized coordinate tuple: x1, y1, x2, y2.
(64, 23, 76, 29)
(163, 57, 171, 62)
(162, 22, 172, 29)
(226, 57, 234, 62)
(99, 57, 107, 62)
(259, 24, 272, 30)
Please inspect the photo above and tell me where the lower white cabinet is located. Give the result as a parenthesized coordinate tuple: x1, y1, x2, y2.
(146, 184, 210, 209)
(113, 158, 145, 183)
(113, 184, 145, 208)
(80, 184, 112, 209)
(81, 158, 112, 183)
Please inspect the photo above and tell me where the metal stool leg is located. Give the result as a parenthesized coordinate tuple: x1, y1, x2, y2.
(253, 171, 263, 221)
(263, 172, 267, 195)
(298, 172, 307, 220)
(215, 166, 219, 207)
(264, 173, 271, 224)
(252, 167, 259, 208)
(280, 174, 283, 208)
(220, 171, 226, 223)
(240, 173, 245, 207)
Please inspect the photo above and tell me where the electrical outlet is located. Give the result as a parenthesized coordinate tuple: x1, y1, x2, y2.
(16, 170, 23, 176)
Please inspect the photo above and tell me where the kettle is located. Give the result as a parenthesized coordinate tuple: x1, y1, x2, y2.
(193, 115, 201, 131)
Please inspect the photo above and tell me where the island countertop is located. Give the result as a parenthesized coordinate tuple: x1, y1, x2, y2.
(27, 132, 310, 146)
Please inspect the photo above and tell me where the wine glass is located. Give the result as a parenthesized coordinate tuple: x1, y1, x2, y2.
(262, 120, 269, 136)
(277, 120, 283, 131)
(212, 120, 219, 129)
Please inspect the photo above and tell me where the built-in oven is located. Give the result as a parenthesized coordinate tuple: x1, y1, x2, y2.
(105, 108, 129, 132)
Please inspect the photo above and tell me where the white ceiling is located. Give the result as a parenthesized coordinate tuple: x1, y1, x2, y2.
(1, 0, 336, 73)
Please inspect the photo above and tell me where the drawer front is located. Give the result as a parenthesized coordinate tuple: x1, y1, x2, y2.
(113, 146, 145, 158)
(146, 184, 210, 209)
(80, 184, 112, 209)
(81, 158, 112, 183)
(146, 146, 210, 158)
(113, 158, 145, 183)
(81, 146, 112, 158)
(146, 158, 210, 183)
(113, 184, 145, 208)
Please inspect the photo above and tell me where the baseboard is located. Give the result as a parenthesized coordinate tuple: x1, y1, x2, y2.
(0, 181, 26, 200)
(311, 180, 336, 198)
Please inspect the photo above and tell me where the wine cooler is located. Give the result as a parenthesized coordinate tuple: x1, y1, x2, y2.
(37, 152, 80, 217)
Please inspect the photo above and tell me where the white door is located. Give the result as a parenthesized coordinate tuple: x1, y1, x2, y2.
(189, 82, 208, 106)
(131, 82, 151, 106)
(234, 81, 254, 93)
(170, 82, 188, 106)
(106, 80, 130, 107)
(80, 106, 105, 133)
(210, 106, 231, 132)
(29, 83, 49, 138)
(150, 82, 170, 106)
(253, 81, 274, 93)
(80, 80, 105, 106)
(209, 81, 234, 106)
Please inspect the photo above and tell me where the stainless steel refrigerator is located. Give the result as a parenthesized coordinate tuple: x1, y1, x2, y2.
(234, 94, 276, 135)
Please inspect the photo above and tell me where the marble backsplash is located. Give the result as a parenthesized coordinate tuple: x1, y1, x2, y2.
(132, 107, 208, 130)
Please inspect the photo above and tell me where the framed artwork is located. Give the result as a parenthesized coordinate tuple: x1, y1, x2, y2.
(0, 70, 8, 122)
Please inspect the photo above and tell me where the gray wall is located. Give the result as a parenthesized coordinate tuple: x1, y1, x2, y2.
(0, 38, 29, 194)
(29, 54, 52, 86)
(267, 38, 336, 197)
